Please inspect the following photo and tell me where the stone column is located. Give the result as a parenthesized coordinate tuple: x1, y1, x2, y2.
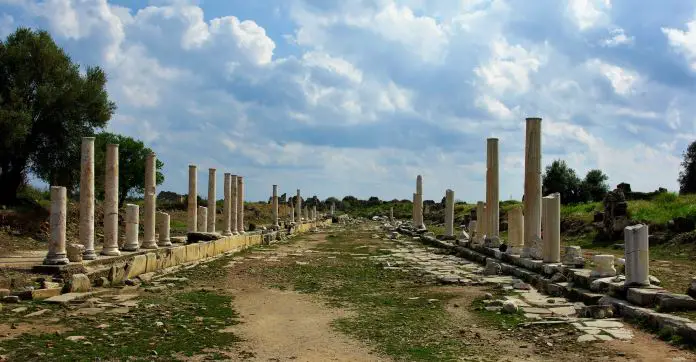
(141, 153, 158, 249)
(223, 173, 232, 236)
(207, 168, 217, 233)
(416, 175, 424, 228)
(272, 185, 279, 228)
(296, 190, 302, 223)
(44, 186, 69, 265)
(591, 255, 616, 278)
(304, 206, 309, 221)
(486, 138, 500, 245)
(157, 211, 172, 247)
(331, 202, 335, 216)
(102, 144, 121, 256)
(390, 206, 394, 222)
(412, 193, 417, 225)
(475, 201, 485, 244)
(231, 175, 238, 234)
(445, 189, 455, 237)
(198, 206, 208, 232)
(79, 137, 97, 260)
(523, 117, 543, 259)
(290, 204, 295, 223)
(507, 206, 524, 254)
(313, 205, 317, 221)
(542, 193, 560, 263)
(122, 204, 140, 252)
(625, 224, 650, 286)
(237, 176, 245, 233)
(188, 165, 197, 233)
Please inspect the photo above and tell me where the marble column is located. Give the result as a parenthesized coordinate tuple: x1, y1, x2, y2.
(313, 205, 317, 221)
(231, 175, 238, 234)
(198, 206, 208, 232)
(304, 206, 309, 221)
(79, 137, 97, 260)
(290, 204, 295, 223)
(272, 185, 279, 228)
(331, 202, 335, 216)
(412, 193, 417, 225)
(445, 189, 455, 237)
(207, 168, 217, 233)
(44, 186, 69, 265)
(523, 117, 543, 259)
(188, 165, 197, 233)
(475, 201, 486, 244)
(222, 173, 232, 236)
(507, 206, 524, 254)
(102, 144, 121, 256)
(625, 224, 650, 286)
(141, 153, 158, 249)
(591, 255, 616, 278)
(237, 176, 245, 233)
(486, 138, 500, 245)
(542, 193, 560, 263)
(296, 190, 302, 223)
(157, 211, 172, 247)
(122, 204, 140, 252)
(390, 206, 394, 222)
(416, 175, 424, 228)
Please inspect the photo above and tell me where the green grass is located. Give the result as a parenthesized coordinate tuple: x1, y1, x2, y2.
(629, 193, 696, 224)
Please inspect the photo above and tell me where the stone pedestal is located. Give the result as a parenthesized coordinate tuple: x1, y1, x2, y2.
(141, 153, 158, 249)
(272, 185, 279, 228)
(524, 117, 542, 259)
(296, 190, 302, 223)
(188, 165, 197, 233)
(237, 176, 245, 233)
(231, 175, 238, 234)
(625, 224, 650, 286)
(198, 206, 208, 232)
(591, 255, 617, 278)
(562, 246, 584, 267)
(223, 173, 232, 236)
(507, 207, 524, 254)
(102, 144, 121, 256)
(444, 189, 455, 237)
(156, 211, 172, 247)
(486, 138, 499, 241)
(122, 204, 140, 252)
(542, 193, 560, 263)
(79, 137, 97, 260)
(44, 186, 69, 265)
(207, 168, 217, 233)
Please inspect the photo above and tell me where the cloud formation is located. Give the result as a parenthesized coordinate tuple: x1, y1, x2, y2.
(1, 0, 694, 202)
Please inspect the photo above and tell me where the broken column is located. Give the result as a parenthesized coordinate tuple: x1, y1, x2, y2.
(296, 190, 302, 223)
(562, 246, 584, 267)
(625, 224, 650, 286)
(542, 193, 561, 263)
(412, 193, 418, 225)
(223, 173, 232, 236)
(231, 175, 238, 234)
(507, 206, 524, 254)
(156, 211, 172, 247)
(445, 189, 455, 237)
(197, 206, 208, 232)
(237, 176, 244, 233)
(475, 201, 486, 244)
(207, 168, 216, 233)
(523, 117, 543, 259)
(44, 186, 70, 265)
(122, 204, 140, 252)
(141, 153, 158, 249)
(102, 144, 121, 256)
(272, 185, 279, 228)
(486, 138, 500, 246)
(591, 255, 617, 278)
(188, 165, 197, 233)
(79, 137, 97, 260)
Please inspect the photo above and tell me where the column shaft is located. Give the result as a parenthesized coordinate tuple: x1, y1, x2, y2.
(237, 176, 244, 233)
(207, 168, 217, 233)
(79, 137, 97, 260)
(524, 117, 543, 259)
(188, 165, 198, 233)
(296, 190, 302, 222)
(625, 224, 650, 286)
(223, 173, 232, 235)
(445, 189, 455, 237)
(122, 204, 140, 252)
(198, 206, 208, 232)
(486, 138, 499, 240)
(102, 144, 121, 256)
(157, 211, 172, 247)
(231, 175, 238, 234)
(142, 153, 158, 249)
(272, 185, 279, 227)
(44, 186, 69, 265)
(542, 193, 560, 263)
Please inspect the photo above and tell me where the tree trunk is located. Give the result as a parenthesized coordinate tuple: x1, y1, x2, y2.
(0, 158, 27, 205)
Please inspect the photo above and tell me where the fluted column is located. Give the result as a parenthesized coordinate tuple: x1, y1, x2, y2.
(223, 173, 232, 235)
(122, 204, 140, 252)
(272, 185, 279, 228)
(523, 117, 543, 259)
(231, 175, 238, 234)
(79, 137, 97, 260)
(188, 165, 198, 233)
(237, 176, 245, 233)
(141, 153, 158, 249)
(207, 168, 217, 233)
(102, 144, 121, 256)
(44, 186, 69, 265)
(486, 138, 500, 245)
(445, 189, 454, 237)
(290, 204, 295, 223)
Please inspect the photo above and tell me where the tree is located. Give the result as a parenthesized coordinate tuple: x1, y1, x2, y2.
(542, 159, 581, 203)
(94, 132, 164, 206)
(580, 169, 610, 202)
(0, 28, 115, 203)
(679, 141, 696, 194)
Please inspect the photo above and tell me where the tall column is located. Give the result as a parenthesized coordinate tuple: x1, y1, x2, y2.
(207, 168, 217, 233)
(523, 117, 543, 259)
(542, 193, 560, 263)
(416, 175, 423, 195)
(79, 137, 97, 260)
(412, 193, 417, 225)
(44, 186, 69, 265)
(223, 173, 232, 236)
(157, 211, 172, 247)
(122, 204, 140, 252)
(296, 190, 302, 222)
(304, 206, 309, 221)
(188, 165, 197, 233)
(486, 138, 500, 245)
(102, 144, 121, 256)
(141, 153, 158, 249)
(198, 206, 208, 232)
(331, 202, 335, 216)
(475, 201, 485, 244)
(445, 189, 455, 237)
(231, 175, 238, 234)
(625, 224, 650, 286)
(237, 176, 245, 233)
(272, 185, 279, 228)
(313, 205, 317, 221)
(290, 204, 295, 223)
(390, 206, 394, 222)
(416, 175, 424, 228)
(507, 206, 524, 254)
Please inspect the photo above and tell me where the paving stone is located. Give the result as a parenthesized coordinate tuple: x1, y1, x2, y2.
(549, 306, 576, 316)
(73, 307, 105, 316)
(602, 328, 633, 340)
(582, 320, 624, 328)
(595, 335, 614, 341)
(11, 307, 28, 313)
(521, 307, 552, 314)
(577, 334, 597, 342)
(45, 292, 97, 305)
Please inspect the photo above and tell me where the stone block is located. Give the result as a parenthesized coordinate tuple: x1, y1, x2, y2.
(172, 246, 187, 265)
(31, 288, 62, 300)
(109, 263, 127, 285)
(66, 243, 85, 262)
(626, 287, 663, 307)
(656, 293, 696, 312)
(126, 255, 148, 279)
(0, 289, 10, 297)
(145, 252, 157, 273)
(65, 274, 91, 293)
(186, 231, 223, 243)
(186, 243, 201, 262)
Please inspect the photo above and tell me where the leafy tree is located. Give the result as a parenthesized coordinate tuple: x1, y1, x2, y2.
(679, 141, 696, 194)
(580, 169, 610, 202)
(366, 196, 381, 206)
(94, 132, 164, 206)
(0, 28, 115, 203)
(542, 159, 581, 203)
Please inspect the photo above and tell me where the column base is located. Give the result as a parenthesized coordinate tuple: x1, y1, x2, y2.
(43, 254, 69, 265)
(223, 230, 232, 236)
(141, 241, 159, 249)
(101, 248, 122, 256)
(82, 250, 98, 260)
(121, 245, 139, 252)
(158, 240, 173, 247)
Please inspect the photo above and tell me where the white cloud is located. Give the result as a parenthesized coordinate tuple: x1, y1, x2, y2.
(601, 27, 633, 47)
(662, 18, 696, 71)
(586, 59, 640, 95)
(474, 37, 546, 95)
(567, 0, 612, 31)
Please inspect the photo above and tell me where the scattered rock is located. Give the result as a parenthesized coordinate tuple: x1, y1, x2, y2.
(513, 282, 531, 290)
(66, 274, 91, 293)
(483, 259, 501, 276)
(138, 272, 156, 283)
(186, 232, 223, 243)
(502, 301, 518, 314)
(0, 289, 10, 298)
(65, 336, 86, 342)
(94, 277, 110, 288)
(483, 293, 494, 300)
(66, 243, 85, 263)
(11, 307, 27, 313)
(2, 296, 19, 303)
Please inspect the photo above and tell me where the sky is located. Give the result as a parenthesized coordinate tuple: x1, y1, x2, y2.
(1, 0, 695, 203)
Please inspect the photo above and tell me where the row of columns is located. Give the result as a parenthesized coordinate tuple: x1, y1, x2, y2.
(189, 166, 245, 235)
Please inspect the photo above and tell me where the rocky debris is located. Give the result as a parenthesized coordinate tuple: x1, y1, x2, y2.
(65, 274, 91, 293)
(66, 243, 85, 262)
(688, 277, 696, 299)
(0, 289, 10, 297)
(2, 296, 19, 303)
(94, 277, 110, 288)
(577, 305, 614, 319)
(65, 336, 86, 342)
(503, 301, 519, 313)
(186, 232, 223, 243)
(483, 259, 501, 276)
(171, 236, 187, 244)
(24, 309, 51, 317)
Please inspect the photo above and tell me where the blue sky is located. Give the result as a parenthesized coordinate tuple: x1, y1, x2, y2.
(1, 0, 695, 203)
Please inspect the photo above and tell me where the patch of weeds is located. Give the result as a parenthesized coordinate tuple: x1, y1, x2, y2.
(470, 297, 527, 330)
